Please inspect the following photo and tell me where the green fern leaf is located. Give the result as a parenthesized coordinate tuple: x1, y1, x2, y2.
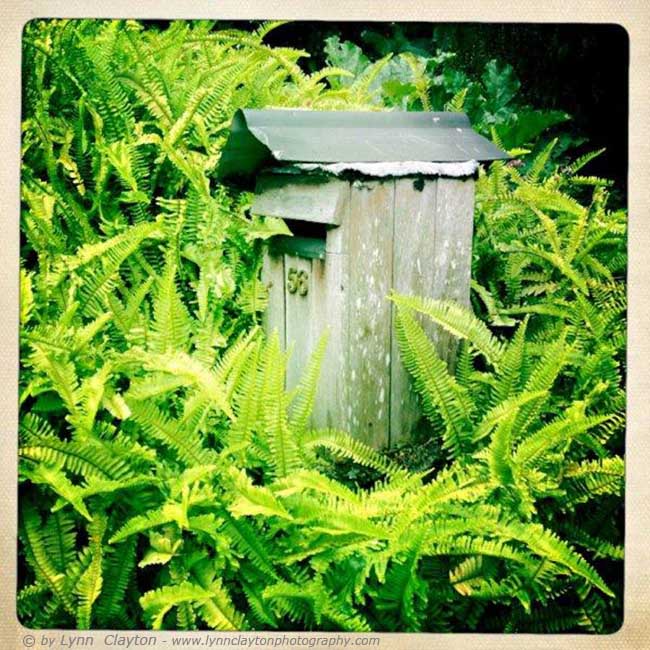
(75, 513, 107, 628)
(391, 293, 505, 365)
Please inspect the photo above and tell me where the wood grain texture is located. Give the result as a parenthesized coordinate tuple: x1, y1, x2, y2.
(431, 177, 475, 366)
(261, 253, 285, 347)
(251, 173, 348, 225)
(260, 179, 352, 432)
(347, 179, 394, 448)
(260, 175, 474, 450)
(284, 255, 313, 391)
(312, 184, 352, 429)
(390, 178, 439, 444)
(310, 252, 350, 430)
(390, 177, 475, 443)
(433, 177, 475, 304)
(325, 181, 351, 254)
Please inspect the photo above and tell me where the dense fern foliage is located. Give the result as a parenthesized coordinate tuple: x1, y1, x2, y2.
(19, 19, 625, 633)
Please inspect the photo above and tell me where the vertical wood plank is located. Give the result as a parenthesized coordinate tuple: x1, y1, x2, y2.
(390, 177, 475, 444)
(310, 252, 349, 429)
(390, 178, 438, 443)
(284, 255, 313, 391)
(433, 177, 475, 304)
(431, 177, 475, 365)
(261, 175, 474, 450)
(347, 179, 394, 449)
(313, 181, 351, 429)
(325, 181, 351, 254)
(261, 253, 285, 348)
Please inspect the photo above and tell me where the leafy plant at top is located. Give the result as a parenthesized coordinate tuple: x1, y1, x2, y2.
(323, 35, 572, 153)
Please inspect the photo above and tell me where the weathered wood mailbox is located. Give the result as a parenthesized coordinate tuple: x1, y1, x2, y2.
(217, 109, 508, 448)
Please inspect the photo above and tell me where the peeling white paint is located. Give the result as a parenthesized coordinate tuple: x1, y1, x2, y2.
(294, 160, 478, 178)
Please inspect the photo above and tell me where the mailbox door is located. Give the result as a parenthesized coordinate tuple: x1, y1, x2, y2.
(284, 254, 315, 391)
(262, 249, 349, 431)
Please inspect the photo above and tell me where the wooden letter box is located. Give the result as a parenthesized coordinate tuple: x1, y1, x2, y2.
(217, 109, 508, 447)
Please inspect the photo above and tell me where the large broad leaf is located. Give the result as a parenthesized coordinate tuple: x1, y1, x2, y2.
(496, 110, 571, 149)
(323, 35, 370, 87)
(482, 59, 520, 113)
(381, 79, 417, 109)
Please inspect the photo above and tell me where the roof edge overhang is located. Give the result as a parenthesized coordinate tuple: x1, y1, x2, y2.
(217, 108, 510, 188)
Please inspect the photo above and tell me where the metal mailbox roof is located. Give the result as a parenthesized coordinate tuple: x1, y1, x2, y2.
(217, 108, 509, 186)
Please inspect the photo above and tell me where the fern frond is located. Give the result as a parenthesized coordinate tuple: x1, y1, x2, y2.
(303, 429, 404, 478)
(20, 501, 75, 614)
(394, 308, 473, 458)
(514, 414, 612, 467)
(525, 138, 557, 183)
(565, 148, 606, 175)
(218, 508, 279, 579)
(140, 582, 214, 630)
(487, 412, 516, 487)
(491, 319, 527, 405)
(228, 467, 293, 520)
(28, 345, 80, 414)
(149, 260, 193, 354)
(94, 537, 137, 626)
(20, 462, 92, 520)
(289, 332, 327, 434)
(126, 398, 215, 466)
(445, 88, 468, 113)
(109, 504, 185, 544)
(562, 456, 624, 504)
(561, 524, 624, 561)
(391, 294, 505, 365)
(75, 513, 107, 628)
(20, 433, 136, 481)
(261, 334, 299, 478)
(42, 510, 78, 574)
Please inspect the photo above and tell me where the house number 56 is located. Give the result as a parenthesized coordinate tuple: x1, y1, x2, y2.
(287, 267, 309, 296)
